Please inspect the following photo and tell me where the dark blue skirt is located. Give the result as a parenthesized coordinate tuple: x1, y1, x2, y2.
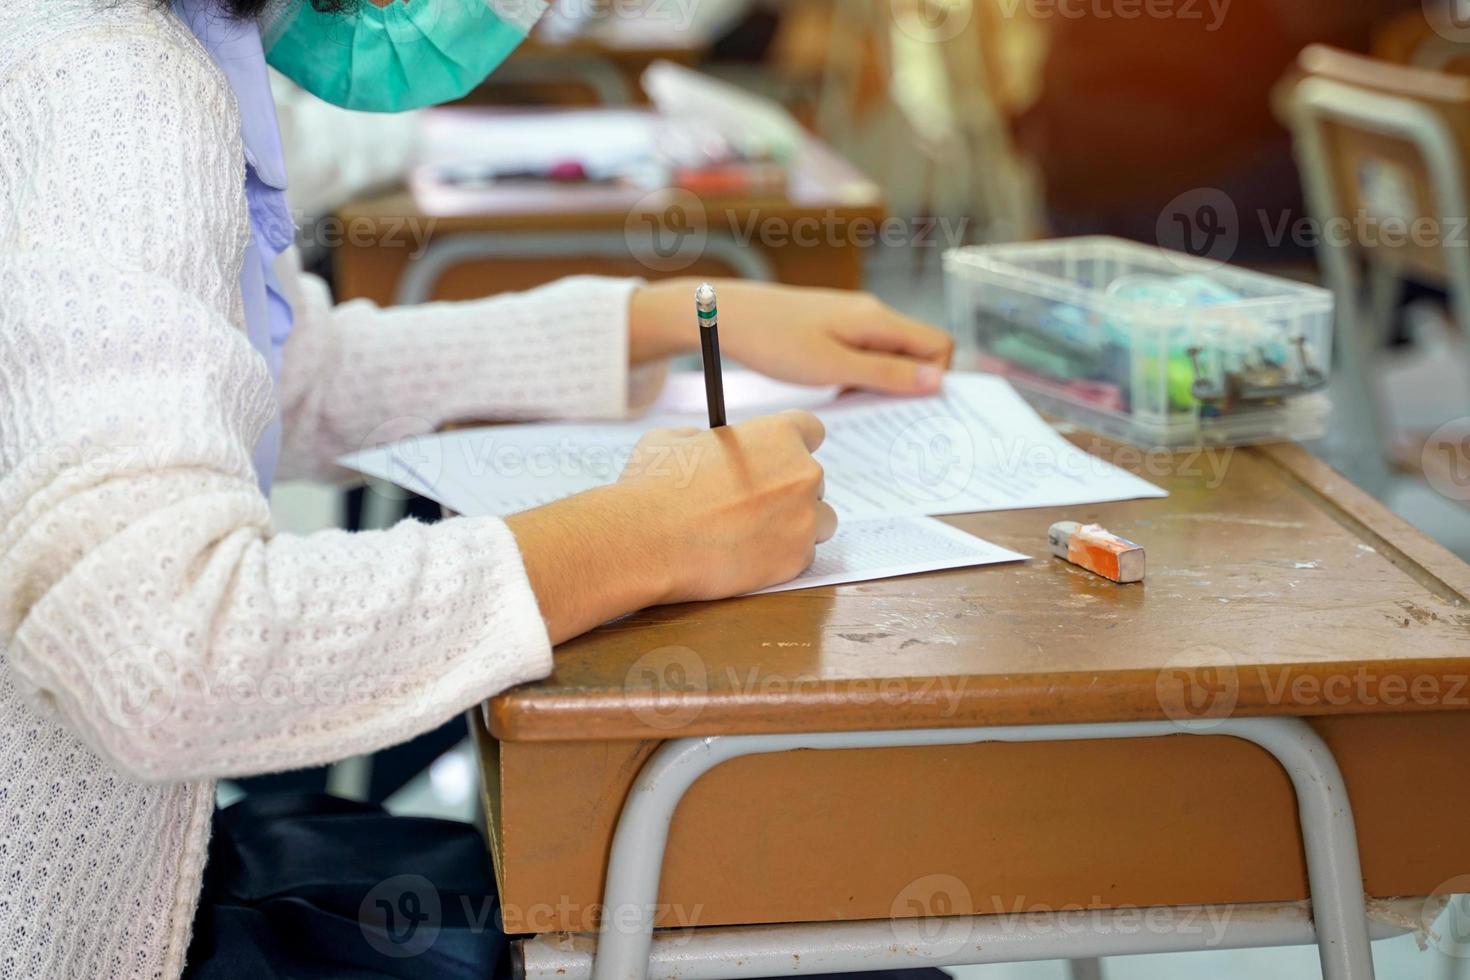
(184, 793, 951, 980)
(184, 794, 509, 980)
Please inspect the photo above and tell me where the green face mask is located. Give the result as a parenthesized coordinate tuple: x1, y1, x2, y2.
(262, 0, 546, 113)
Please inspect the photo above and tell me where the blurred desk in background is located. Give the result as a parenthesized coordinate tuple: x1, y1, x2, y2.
(479, 32, 705, 106)
(472, 8, 714, 106)
(333, 107, 885, 306)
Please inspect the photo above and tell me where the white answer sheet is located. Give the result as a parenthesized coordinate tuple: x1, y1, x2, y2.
(750, 516, 1027, 595)
(337, 373, 1165, 593)
(339, 373, 1165, 521)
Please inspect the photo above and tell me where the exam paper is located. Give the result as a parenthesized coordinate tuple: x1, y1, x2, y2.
(338, 373, 1165, 522)
(812, 378, 1167, 518)
(750, 516, 1026, 595)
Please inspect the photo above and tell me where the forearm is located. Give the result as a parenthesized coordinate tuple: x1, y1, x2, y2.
(6, 465, 554, 782)
(628, 276, 707, 363)
(627, 277, 790, 364)
(278, 267, 660, 480)
(631, 277, 953, 396)
(505, 484, 670, 645)
(627, 277, 865, 363)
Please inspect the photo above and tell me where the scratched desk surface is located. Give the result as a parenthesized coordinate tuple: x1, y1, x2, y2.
(486, 441, 1470, 741)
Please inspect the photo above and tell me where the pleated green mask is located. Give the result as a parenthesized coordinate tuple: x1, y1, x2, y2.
(263, 0, 545, 113)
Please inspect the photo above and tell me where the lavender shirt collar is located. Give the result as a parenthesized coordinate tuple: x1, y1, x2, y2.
(175, 0, 296, 494)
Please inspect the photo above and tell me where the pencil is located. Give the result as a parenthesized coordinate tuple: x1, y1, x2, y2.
(695, 282, 727, 428)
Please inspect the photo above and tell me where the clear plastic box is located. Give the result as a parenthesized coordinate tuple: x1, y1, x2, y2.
(944, 237, 1334, 447)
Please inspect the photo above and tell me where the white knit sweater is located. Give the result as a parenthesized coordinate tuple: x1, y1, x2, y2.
(0, 2, 656, 976)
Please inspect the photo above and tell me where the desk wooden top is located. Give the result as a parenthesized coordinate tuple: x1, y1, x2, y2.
(487, 440, 1470, 741)
(337, 108, 884, 231)
(515, 30, 706, 63)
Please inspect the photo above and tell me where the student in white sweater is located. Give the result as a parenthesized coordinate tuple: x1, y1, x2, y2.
(0, 0, 953, 976)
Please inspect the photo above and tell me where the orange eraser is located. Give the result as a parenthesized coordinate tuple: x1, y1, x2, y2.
(1047, 521, 1145, 583)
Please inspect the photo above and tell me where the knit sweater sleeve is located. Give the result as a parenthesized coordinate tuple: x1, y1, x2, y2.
(275, 254, 667, 482)
(0, 26, 557, 782)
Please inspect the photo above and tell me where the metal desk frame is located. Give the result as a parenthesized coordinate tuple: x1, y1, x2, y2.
(515, 717, 1389, 980)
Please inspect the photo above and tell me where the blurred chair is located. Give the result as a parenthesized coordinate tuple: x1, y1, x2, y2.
(927, 0, 1044, 242)
(815, 0, 1041, 245)
(1285, 44, 1470, 494)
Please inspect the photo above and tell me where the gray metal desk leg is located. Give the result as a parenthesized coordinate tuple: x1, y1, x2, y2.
(1066, 958, 1104, 980)
(394, 232, 778, 308)
(590, 717, 1372, 980)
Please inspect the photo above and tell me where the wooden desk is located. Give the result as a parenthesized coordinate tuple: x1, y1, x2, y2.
(469, 12, 710, 107)
(475, 32, 705, 107)
(473, 438, 1470, 934)
(333, 109, 884, 307)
